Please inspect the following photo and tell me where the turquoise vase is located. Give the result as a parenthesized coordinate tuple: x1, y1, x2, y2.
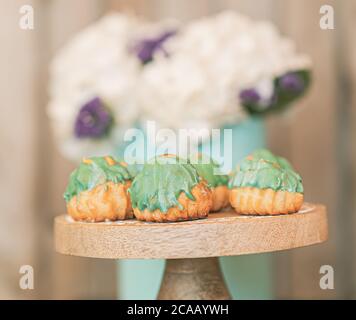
(117, 117, 272, 299)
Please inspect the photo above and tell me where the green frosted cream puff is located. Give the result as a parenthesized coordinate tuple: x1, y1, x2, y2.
(190, 153, 229, 212)
(114, 156, 143, 178)
(229, 149, 304, 215)
(129, 154, 212, 222)
(64, 156, 133, 222)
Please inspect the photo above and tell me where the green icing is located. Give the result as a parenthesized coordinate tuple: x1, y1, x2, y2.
(114, 156, 143, 178)
(129, 155, 202, 213)
(63, 156, 132, 203)
(249, 149, 293, 170)
(228, 149, 303, 193)
(190, 154, 228, 187)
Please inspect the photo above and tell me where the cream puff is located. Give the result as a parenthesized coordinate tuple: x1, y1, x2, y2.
(129, 154, 212, 222)
(229, 149, 304, 215)
(64, 156, 133, 222)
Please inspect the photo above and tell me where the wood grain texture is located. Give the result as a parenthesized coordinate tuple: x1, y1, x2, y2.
(0, 0, 38, 299)
(158, 258, 231, 300)
(343, 1, 356, 299)
(333, 0, 356, 299)
(43, 0, 117, 299)
(268, 0, 338, 299)
(55, 203, 327, 259)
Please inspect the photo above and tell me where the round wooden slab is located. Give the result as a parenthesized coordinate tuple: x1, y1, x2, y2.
(54, 203, 327, 259)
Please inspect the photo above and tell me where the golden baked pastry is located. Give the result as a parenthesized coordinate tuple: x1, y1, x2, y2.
(129, 154, 212, 222)
(190, 153, 229, 212)
(64, 156, 133, 222)
(229, 187, 303, 215)
(229, 149, 304, 215)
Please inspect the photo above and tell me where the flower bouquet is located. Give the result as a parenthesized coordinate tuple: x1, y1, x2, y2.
(48, 11, 311, 162)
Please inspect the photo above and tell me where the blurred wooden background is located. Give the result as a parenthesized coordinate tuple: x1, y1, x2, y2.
(1, 0, 355, 299)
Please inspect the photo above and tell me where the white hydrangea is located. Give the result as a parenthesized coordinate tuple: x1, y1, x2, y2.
(48, 13, 142, 161)
(48, 11, 312, 162)
(138, 11, 311, 131)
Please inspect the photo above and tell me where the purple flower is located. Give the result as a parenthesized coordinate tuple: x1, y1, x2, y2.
(133, 30, 177, 64)
(74, 97, 112, 139)
(279, 72, 305, 93)
(239, 89, 261, 104)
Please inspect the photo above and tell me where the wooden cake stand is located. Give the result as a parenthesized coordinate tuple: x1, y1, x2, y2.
(54, 203, 327, 299)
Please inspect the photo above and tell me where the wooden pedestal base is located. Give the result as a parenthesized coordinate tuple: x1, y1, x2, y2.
(158, 258, 231, 300)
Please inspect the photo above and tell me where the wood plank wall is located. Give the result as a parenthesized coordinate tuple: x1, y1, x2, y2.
(334, 0, 356, 298)
(0, 0, 353, 299)
(268, 0, 338, 299)
(42, 0, 117, 299)
(0, 0, 38, 299)
(0, 0, 117, 299)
